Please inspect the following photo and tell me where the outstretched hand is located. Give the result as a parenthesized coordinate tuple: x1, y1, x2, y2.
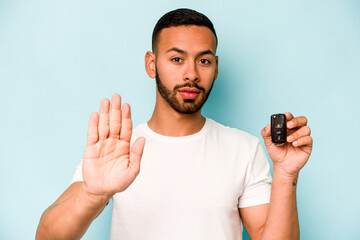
(82, 94, 145, 198)
(261, 112, 313, 178)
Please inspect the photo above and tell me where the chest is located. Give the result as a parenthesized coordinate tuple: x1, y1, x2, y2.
(114, 140, 246, 213)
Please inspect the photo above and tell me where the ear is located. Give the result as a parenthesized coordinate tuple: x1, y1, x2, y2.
(145, 51, 156, 78)
(214, 56, 219, 80)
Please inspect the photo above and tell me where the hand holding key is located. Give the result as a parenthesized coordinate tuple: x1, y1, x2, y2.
(261, 112, 312, 178)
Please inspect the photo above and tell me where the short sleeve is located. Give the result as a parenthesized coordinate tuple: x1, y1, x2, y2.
(238, 141, 272, 208)
(71, 160, 84, 183)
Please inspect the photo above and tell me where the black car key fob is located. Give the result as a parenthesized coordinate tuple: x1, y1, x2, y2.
(271, 114, 287, 145)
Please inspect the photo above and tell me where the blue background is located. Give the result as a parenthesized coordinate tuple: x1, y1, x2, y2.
(1, 0, 359, 239)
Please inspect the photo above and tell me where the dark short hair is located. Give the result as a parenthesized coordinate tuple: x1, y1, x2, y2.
(152, 8, 218, 53)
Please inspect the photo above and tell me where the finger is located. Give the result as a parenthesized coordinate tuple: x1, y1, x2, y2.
(87, 112, 99, 146)
(292, 135, 313, 148)
(109, 94, 122, 139)
(98, 98, 110, 140)
(287, 116, 307, 129)
(119, 103, 132, 143)
(287, 126, 311, 143)
(261, 124, 274, 148)
(261, 124, 271, 138)
(129, 137, 146, 175)
(285, 112, 294, 121)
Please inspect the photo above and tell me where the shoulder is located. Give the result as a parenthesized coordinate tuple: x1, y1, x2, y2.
(130, 122, 148, 144)
(133, 122, 147, 135)
(207, 119, 260, 142)
(206, 118, 262, 151)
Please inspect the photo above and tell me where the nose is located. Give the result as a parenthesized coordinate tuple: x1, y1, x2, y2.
(183, 61, 199, 82)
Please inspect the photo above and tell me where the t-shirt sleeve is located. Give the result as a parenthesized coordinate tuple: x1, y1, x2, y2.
(71, 160, 84, 183)
(238, 140, 272, 208)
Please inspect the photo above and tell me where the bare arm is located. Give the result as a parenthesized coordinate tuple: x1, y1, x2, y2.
(260, 170, 299, 239)
(36, 94, 145, 240)
(240, 172, 299, 240)
(36, 182, 109, 240)
(240, 112, 312, 240)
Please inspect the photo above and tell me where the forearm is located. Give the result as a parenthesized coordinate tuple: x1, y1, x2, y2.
(260, 168, 299, 240)
(36, 182, 110, 240)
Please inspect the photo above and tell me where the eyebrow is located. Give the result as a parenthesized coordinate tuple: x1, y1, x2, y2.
(166, 47, 215, 57)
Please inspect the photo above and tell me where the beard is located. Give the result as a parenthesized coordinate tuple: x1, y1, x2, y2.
(155, 69, 215, 114)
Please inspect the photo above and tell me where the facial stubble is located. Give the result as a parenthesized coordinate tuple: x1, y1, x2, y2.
(155, 69, 215, 114)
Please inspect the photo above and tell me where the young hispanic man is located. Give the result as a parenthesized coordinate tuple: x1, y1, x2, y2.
(36, 8, 313, 240)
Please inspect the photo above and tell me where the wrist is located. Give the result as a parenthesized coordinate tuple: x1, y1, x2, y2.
(79, 183, 111, 207)
(273, 166, 299, 183)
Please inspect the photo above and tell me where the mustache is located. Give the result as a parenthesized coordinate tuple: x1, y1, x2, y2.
(173, 82, 205, 92)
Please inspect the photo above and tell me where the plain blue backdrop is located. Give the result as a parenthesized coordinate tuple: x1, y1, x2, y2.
(1, 0, 359, 239)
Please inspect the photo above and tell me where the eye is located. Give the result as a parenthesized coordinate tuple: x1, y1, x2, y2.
(199, 59, 211, 65)
(171, 57, 182, 62)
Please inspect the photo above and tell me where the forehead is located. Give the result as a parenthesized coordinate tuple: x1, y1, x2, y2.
(157, 25, 217, 54)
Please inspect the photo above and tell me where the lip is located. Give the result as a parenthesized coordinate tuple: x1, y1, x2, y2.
(178, 87, 200, 99)
(178, 87, 201, 93)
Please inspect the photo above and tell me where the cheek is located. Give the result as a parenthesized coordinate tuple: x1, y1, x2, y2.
(156, 61, 179, 83)
(200, 68, 216, 84)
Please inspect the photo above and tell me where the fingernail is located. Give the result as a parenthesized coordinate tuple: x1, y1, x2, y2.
(287, 121, 293, 128)
(293, 141, 298, 146)
(287, 135, 294, 142)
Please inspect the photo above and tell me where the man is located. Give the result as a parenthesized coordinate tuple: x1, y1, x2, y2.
(36, 8, 312, 240)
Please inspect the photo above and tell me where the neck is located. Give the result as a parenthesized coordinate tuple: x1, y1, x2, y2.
(147, 96, 206, 137)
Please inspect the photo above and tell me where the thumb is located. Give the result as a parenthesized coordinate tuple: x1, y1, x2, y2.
(129, 137, 146, 175)
(261, 124, 273, 148)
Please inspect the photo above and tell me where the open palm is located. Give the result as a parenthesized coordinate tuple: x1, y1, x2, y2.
(82, 94, 145, 198)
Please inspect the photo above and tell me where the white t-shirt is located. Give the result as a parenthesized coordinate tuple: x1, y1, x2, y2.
(72, 118, 272, 240)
